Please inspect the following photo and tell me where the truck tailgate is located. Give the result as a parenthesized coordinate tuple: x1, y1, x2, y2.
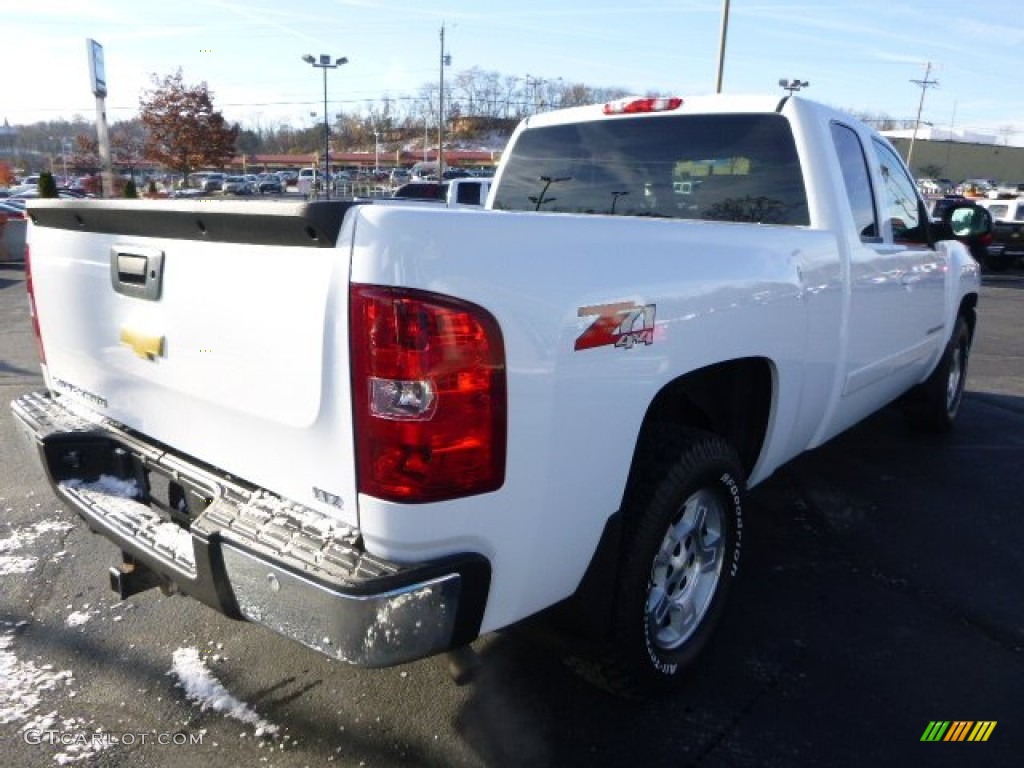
(25, 199, 361, 526)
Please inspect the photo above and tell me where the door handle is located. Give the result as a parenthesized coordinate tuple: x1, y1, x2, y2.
(110, 245, 164, 300)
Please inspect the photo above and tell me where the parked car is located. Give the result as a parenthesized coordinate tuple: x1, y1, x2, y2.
(988, 182, 1024, 199)
(222, 176, 254, 195)
(930, 196, 993, 267)
(296, 167, 319, 195)
(928, 195, 969, 223)
(200, 173, 226, 193)
(5, 185, 36, 198)
(256, 175, 283, 194)
(409, 161, 438, 181)
(977, 198, 1024, 270)
(8, 189, 87, 201)
(958, 179, 994, 197)
(392, 181, 448, 200)
(0, 200, 27, 262)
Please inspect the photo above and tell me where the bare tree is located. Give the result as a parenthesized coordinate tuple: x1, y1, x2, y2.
(560, 83, 596, 109)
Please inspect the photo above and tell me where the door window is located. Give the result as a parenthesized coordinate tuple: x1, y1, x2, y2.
(872, 139, 928, 245)
(830, 122, 878, 241)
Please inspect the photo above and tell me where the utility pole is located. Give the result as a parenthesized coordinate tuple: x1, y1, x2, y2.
(908, 61, 938, 170)
(438, 24, 451, 181)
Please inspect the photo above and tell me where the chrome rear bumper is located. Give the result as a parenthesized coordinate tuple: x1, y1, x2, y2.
(11, 390, 489, 667)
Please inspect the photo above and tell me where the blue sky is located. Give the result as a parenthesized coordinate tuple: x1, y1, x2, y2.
(5, 0, 1023, 144)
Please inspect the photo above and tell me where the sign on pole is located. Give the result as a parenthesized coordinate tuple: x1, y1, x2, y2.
(86, 38, 114, 197)
(87, 38, 107, 98)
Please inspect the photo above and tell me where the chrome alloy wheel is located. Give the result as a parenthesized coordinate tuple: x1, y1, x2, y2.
(645, 488, 725, 651)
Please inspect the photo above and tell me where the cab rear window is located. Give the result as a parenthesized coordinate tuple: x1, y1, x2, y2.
(491, 113, 809, 225)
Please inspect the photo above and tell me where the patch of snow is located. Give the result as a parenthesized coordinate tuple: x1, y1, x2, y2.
(65, 611, 93, 628)
(149, 520, 196, 568)
(0, 518, 73, 577)
(0, 556, 38, 576)
(62, 475, 140, 499)
(50, 715, 112, 764)
(170, 647, 279, 739)
(0, 519, 73, 554)
(0, 627, 74, 725)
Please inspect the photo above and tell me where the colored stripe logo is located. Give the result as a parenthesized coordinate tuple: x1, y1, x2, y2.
(921, 721, 996, 742)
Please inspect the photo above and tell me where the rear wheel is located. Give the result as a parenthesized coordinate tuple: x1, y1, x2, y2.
(589, 426, 745, 697)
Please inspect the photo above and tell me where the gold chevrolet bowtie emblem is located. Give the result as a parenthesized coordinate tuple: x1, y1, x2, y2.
(119, 327, 165, 360)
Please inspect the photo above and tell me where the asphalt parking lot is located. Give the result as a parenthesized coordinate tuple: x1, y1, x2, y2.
(1, 263, 1022, 768)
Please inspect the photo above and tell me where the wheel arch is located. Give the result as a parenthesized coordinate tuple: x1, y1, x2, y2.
(631, 357, 774, 480)
(542, 357, 773, 640)
(958, 293, 978, 340)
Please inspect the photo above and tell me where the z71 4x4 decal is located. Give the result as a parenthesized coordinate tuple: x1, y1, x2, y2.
(575, 302, 657, 351)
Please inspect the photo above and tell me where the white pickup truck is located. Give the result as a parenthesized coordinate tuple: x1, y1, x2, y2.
(11, 94, 991, 696)
(390, 176, 493, 208)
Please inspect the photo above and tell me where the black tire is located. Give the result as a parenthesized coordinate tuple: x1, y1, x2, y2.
(589, 426, 745, 697)
(904, 314, 972, 433)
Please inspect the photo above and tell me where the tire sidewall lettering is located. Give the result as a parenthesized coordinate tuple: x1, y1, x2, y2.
(642, 467, 743, 677)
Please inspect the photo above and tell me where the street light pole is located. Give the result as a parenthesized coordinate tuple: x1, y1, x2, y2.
(302, 53, 348, 200)
(716, 0, 730, 93)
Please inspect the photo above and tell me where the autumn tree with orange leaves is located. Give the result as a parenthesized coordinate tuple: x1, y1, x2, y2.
(139, 70, 238, 186)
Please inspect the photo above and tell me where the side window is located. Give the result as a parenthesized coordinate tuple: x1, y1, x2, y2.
(830, 122, 878, 241)
(872, 138, 927, 245)
(456, 182, 481, 205)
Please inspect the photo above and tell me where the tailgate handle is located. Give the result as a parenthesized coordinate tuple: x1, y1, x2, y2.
(110, 245, 164, 301)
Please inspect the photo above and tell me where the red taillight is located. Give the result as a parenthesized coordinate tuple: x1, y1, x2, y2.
(25, 246, 46, 365)
(603, 96, 683, 115)
(350, 285, 506, 503)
